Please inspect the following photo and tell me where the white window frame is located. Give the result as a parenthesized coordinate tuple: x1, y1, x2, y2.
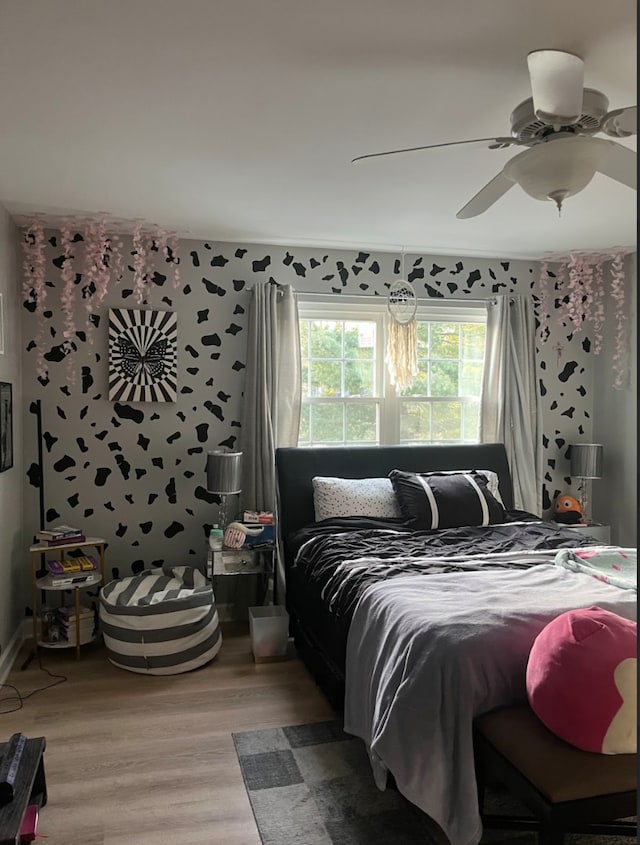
(298, 294, 486, 446)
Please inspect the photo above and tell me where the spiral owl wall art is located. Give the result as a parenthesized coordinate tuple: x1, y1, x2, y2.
(108, 309, 178, 402)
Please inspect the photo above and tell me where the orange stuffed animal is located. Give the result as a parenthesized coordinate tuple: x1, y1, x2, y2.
(553, 494, 583, 524)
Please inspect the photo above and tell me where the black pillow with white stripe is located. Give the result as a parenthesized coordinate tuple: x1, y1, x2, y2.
(389, 469, 505, 530)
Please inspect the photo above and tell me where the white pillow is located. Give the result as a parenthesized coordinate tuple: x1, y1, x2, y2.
(312, 477, 402, 521)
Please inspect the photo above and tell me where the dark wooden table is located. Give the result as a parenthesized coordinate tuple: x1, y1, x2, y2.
(0, 737, 47, 845)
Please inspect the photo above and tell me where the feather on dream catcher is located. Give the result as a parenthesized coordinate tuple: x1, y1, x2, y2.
(386, 260, 418, 390)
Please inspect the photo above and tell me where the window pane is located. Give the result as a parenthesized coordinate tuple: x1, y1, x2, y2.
(310, 360, 342, 397)
(299, 403, 310, 444)
(431, 323, 459, 359)
(311, 320, 342, 358)
(416, 322, 429, 351)
(400, 361, 428, 397)
(432, 401, 461, 441)
(462, 401, 480, 441)
(310, 403, 344, 442)
(300, 320, 310, 358)
(399, 401, 431, 443)
(461, 324, 485, 359)
(431, 361, 459, 396)
(346, 403, 378, 443)
(344, 321, 375, 360)
(345, 361, 374, 396)
(301, 363, 310, 398)
(460, 361, 483, 395)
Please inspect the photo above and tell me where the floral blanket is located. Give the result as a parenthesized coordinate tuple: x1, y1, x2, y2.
(554, 547, 637, 591)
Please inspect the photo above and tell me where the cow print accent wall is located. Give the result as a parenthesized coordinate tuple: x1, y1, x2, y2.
(21, 236, 595, 592)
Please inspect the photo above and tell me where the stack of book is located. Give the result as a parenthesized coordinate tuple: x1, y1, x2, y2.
(49, 606, 96, 646)
(35, 524, 86, 546)
(46, 555, 99, 586)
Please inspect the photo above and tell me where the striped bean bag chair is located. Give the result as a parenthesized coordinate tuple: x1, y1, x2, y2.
(99, 566, 222, 674)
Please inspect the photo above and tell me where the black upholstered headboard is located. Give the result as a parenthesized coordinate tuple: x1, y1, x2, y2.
(275, 443, 513, 566)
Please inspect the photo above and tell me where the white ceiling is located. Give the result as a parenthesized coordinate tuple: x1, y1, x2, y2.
(0, 0, 636, 259)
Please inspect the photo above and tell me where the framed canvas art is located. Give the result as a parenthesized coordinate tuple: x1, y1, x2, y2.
(0, 381, 13, 472)
(108, 308, 178, 402)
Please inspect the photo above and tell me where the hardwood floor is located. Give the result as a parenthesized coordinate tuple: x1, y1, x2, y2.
(1, 625, 335, 844)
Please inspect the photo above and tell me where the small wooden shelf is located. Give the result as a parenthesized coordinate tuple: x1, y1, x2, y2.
(35, 572, 102, 591)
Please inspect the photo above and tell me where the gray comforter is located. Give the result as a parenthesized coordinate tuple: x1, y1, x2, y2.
(343, 561, 637, 845)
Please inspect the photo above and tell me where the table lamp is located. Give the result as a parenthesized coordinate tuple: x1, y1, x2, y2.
(569, 443, 603, 526)
(206, 450, 242, 530)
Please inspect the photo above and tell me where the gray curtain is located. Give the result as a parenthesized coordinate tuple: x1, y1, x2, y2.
(480, 295, 542, 514)
(242, 282, 301, 599)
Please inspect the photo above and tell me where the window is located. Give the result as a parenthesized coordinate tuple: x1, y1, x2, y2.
(298, 297, 486, 446)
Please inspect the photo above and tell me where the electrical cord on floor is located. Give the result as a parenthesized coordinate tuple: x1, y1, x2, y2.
(0, 655, 67, 715)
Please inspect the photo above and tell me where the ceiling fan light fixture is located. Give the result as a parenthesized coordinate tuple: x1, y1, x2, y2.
(503, 136, 610, 209)
(526, 49, 585, 126)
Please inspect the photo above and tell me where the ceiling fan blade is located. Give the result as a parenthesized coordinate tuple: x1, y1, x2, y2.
(456, 171, 515, 219)
(526, 49, 584, 125)
(596, 141, 637, 190)
(601, 105, 637, 138)
(351, 137, 522, 164)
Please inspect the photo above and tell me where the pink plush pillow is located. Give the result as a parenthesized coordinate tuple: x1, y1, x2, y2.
(526, 607, 637, 754)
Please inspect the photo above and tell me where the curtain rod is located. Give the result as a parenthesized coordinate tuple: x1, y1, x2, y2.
(295, 290, 488, 306)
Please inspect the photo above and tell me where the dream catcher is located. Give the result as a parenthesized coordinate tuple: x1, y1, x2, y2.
(386, 257, 418, 391)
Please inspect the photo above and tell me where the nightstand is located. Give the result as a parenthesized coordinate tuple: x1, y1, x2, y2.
(206, 545, 275, 605)
(562, 523, 611, 543)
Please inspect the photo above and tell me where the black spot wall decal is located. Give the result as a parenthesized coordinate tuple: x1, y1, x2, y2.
(95, 467, 111, 486)
(233, 280, 245, 292)
(108, 442, 122, 452)
(558, 362, 578, 382)
(104, 502, 115, 511)
(209, 353, 220, 361)
(140, 522, 152, 534)
(131, 561, 145, 574)
(115, 455, 131, 479)
(283, 252, 293, 266)
(114, 403, 145, 424)
(582, 337, 591, 353)
(293, 262, 306, 277)
(167, 432, 181, 444)
(67, 493, 79, 508)
(177, 411, 186, 422)
(43, 433, 58, 451)
(190, 251, 200, 267)
(165, 521, 184, 538)
(205, 402, 224, 421)
(125, 494, 134, 504)
(219, 435, 237, 450)
(368, 261, 380, 273)
(202, 333, 221, 346)
(54, 455, 75, 472)
(27, 463, 41, 487)
(186, 367, 199, 375)
(425, 284, 444, 298)
(450, 262, 464, 275)
(210, 255, 229, 267)
(148, 493, 158, 504)
(137, 434, 150, 451)
(561, 407, 575, 418)
(152, 457, 164, 469)
(337, 262, 349, 284)
(539, 380, 547, 397)
(135, 469, 146, 480)
(217, 391, 230, 402)
(196, 423, 208, 442)
(165, 479, 177, 503)
(225, 323, 242, 335)
(408, 267, 424, 283)
(232, 360, 245, 371)
(233, 304, 245, 315)
(196, 310, 208, 324)
(76, 437, 88, 453)
(466, 270, 481, 286)
(185, 344, 199, 358)
(202, 278, 226, 296)
(151, 272, 167, 287)
(447, 283, 458, 294)
(253, 255, 275, 276)
(83, 508, 94, 517)
(550, 400, 558, 410)
(46, 508, 60, 522)
(235, 248, 247, 258)
(310, 258, 321, 268)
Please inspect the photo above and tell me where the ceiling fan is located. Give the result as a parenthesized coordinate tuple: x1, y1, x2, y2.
(352, 50, 637, 218)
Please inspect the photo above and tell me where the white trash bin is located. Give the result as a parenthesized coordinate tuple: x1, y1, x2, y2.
(249, 605, 289, 661)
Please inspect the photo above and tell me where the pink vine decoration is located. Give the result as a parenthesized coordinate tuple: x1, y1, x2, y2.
(537, 260, 549, 341)
(610, 252, 627, 389)
(21, 214, 181, 381)
(590, 259, 605, 356)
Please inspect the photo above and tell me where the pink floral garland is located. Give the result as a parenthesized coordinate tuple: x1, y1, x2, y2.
(537, 260, 550, 341)
(21, 214, 181, 381)
(610, 252, 627, 389)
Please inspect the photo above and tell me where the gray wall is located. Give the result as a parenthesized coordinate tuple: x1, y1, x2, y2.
(7, 231, 632, 635)
(592, 253, 637, 546)
(0, 206, 26, 671)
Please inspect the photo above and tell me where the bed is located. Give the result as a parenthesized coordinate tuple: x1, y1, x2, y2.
(274, 443, 636, 845)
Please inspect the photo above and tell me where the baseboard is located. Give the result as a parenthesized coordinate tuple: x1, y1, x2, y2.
(0, 620, 30, 686)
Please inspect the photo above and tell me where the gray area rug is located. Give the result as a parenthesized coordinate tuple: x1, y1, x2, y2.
(232, 719, 636, 845)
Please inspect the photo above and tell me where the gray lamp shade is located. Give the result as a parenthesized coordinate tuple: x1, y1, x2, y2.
(206, 450, 242, 494)
(569, 443, 603, 479)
